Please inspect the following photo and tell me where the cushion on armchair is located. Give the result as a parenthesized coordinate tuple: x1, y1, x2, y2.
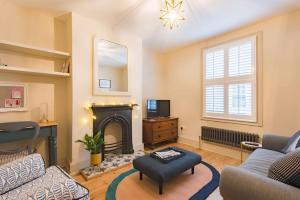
(0, 166, 88, 200)
(268, 148, 300, 188)
(0, 153, 46, 195)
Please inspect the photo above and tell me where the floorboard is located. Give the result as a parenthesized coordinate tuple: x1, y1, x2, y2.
(73, 143, 240, 200)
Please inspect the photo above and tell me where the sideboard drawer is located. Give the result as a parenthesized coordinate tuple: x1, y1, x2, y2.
(152, 120, 177, 131)
(143, 117, 179, 147)
(153, 128, 178, 142)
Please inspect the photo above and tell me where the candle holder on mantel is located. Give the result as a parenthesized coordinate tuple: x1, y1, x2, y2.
(39, 103, 48, 123)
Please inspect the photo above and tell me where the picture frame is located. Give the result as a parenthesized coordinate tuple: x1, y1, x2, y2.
(0, 82, 27, 112)
(99, 79, 111, 89)
(12, 89, 22, 99)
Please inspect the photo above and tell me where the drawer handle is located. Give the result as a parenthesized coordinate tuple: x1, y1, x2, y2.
(171, 123, 174, 126)
(158, 135, 161, 138)
(158, 126, 161, 128)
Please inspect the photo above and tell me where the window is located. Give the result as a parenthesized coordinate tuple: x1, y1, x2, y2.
(203, 36, 257, 122)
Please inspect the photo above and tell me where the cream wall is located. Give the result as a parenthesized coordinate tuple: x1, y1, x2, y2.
(99, 66, 128, 91)
(151, 9, 300, 159)
(0, 1, 143, 172)
(0, 1, 70, 167)
(70, 13, 143, 173)
(142, 48, 167, 117)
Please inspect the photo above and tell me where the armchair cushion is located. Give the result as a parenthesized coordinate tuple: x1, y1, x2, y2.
(268, 149, 300, 188)
(0, 166, 89, 200)
(0, 153, 45, 195)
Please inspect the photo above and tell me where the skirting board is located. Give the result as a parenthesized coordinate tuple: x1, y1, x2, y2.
(178, 136, 242, 160)
(69, 143, 144, 175)
(178, 136, 200, 147)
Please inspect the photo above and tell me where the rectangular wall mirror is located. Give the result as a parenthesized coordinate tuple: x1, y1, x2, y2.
(93, 37, 129, 96)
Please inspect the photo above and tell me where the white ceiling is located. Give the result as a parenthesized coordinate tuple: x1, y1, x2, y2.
(10, 0, 300, 52)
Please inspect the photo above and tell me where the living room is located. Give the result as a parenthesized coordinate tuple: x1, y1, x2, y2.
(0, 0, 300, 200)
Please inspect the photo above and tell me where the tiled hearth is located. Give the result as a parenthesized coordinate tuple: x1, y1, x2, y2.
(81, 151, 145, 180)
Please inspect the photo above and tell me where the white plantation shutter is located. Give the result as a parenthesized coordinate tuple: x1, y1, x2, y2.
(205, 50, 224, 79)
(203, 36, 257, 122)
(229, 41, 254, 76)
(228, 83, 252, 116)
(205, 85, 224, 113)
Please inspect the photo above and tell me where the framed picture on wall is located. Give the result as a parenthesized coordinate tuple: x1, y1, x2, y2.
(99, 79, 111, 89)
(12, 89, 22, 99)
(0, 82, 27, 112)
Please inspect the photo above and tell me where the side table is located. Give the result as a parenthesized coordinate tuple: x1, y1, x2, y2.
(240, 141, 262, 163)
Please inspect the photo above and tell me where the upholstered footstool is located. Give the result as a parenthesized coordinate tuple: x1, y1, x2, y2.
(133, 147, 202, 194)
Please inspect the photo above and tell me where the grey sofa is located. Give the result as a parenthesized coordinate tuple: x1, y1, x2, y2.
(220, 134, 300, 200)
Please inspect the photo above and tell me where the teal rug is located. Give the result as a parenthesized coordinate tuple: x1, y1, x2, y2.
(106, 161, 220, 200)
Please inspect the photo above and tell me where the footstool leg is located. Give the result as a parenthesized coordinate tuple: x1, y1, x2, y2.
(139, 172, 143, 180)
(159, 183, 163, 195)
(191, 166, 194, 174)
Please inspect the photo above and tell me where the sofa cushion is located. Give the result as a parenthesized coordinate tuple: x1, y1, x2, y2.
(0, 166, 89, 200)
(0, 153, 46, 195)
(268, 149, 300, 188)
(281, 130, 300, 153)
(241, 149, 284, 176)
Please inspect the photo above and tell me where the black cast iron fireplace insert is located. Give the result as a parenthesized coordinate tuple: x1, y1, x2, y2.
(91, 104, 134, 161)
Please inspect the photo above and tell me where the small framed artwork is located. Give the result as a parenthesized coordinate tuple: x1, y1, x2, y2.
(0, 82, 27, 112)
(99, 79, 111, 89)
(4, 99, 14, 108)
(12, 89, 22, 99)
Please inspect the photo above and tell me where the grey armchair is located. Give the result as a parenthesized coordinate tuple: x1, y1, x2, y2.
(220, 134, 300, 200)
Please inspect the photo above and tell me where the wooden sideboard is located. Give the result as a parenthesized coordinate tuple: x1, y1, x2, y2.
(143, 117, 178, 148)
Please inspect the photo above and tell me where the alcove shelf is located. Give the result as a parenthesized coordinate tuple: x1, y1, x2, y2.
(0, 65, 70, 77)
(0, 40, 70, 59)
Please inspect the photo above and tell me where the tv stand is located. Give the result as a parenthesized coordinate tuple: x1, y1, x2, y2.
(143, 117, 178, 148)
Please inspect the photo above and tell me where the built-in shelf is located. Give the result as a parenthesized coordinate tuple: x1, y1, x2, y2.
(0, 66, 70, 77)
(0, 40, 70, 59)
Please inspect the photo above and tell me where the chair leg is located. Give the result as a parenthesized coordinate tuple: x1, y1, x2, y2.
(139, 171, 143, 180)
(159, 183, 163, 195)
(191, 166, 195, 174)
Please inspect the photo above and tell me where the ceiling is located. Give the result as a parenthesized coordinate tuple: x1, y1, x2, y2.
(10, 0, 300, 52)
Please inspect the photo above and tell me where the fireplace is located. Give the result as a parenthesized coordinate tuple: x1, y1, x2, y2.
(91, 104, 134, 161)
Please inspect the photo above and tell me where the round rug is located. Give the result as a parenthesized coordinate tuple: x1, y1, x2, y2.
(106, 161, 220, 200)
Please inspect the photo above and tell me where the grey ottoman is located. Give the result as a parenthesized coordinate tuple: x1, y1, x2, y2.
(133, 147, 202, 194)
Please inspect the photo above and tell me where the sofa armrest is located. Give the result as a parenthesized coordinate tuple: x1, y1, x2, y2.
(262, 134, 289, 152)
(220, 166, 300, 200)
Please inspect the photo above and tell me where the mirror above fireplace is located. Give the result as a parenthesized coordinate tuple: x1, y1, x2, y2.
(93, 37, 129, 96)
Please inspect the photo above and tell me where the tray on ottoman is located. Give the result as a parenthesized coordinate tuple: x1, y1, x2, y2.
(133, 147, 202, 194)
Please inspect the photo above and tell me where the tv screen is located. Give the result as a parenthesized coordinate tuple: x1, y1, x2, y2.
(147, 99, 170, 118)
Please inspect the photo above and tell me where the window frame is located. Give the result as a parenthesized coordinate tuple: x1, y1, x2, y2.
(201, 33, 263, 126)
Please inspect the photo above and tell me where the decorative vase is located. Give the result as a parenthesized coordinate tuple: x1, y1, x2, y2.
(39, 102, 48, 123)
(91, 153, 101, 166)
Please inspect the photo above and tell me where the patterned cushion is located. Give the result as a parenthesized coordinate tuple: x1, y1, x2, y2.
(268, 148, 300, 188)
(0, 153, 45, 195)
(0, 166, 89, 200)
(0, 150, 30, 166)
(281, 130, 300, 153)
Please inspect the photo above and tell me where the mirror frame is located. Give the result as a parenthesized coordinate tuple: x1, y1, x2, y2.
(93, 36, 130, 96)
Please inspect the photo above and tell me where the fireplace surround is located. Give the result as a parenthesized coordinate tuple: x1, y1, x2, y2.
(91, 104, 134, 161)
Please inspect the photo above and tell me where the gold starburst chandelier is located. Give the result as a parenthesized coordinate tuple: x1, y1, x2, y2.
(160, 0, 185, 30)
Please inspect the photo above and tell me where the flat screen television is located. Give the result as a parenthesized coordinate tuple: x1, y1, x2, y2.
(147, 99, 170, 118)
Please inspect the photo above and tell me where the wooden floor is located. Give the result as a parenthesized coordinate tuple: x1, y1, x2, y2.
(74, 143, 240, 200)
